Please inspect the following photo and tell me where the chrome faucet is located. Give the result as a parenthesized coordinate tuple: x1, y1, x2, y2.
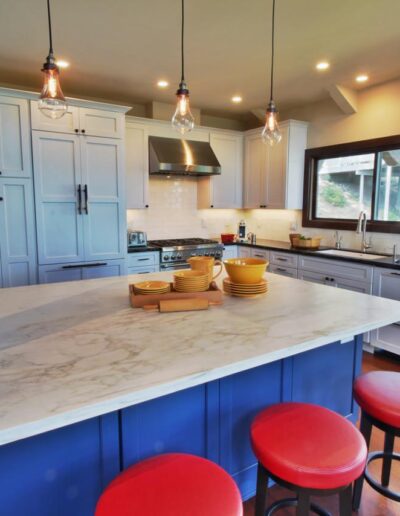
(356, 211, 371, 253)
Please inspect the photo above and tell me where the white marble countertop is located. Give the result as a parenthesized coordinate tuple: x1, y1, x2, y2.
(1, 271, 400, 446)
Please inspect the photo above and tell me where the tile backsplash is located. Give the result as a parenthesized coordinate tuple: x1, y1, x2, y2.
(127, 178, 400, 254)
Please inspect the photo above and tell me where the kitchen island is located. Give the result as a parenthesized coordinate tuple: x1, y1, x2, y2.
(1, 271, 400, 516)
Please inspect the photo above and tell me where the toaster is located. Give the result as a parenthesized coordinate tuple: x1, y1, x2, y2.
(127, 230, 147, 248)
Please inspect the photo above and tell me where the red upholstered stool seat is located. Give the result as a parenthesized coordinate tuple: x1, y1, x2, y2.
(354, 371, 400, 428)
(251, 402, 367, 490)
(95, 453, 243, 516)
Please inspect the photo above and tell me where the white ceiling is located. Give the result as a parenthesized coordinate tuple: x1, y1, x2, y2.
(1, 0, 400, 119)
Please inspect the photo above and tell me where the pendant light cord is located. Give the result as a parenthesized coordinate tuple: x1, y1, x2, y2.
(269, 0, 276, 101)
(181, 0, 185, 82)
(46, 0, 54, 55)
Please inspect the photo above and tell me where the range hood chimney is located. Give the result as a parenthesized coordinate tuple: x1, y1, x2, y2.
(149, 136, 221, 176)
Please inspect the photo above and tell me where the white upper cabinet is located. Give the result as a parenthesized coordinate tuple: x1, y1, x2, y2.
(125, 121, 149, 209)
(0, 96, 32, 178)
(244, 120, 308, 209)
(0, 177, 37, 286)
(198, 131, 243, 209)
(31, 101, 124, 138)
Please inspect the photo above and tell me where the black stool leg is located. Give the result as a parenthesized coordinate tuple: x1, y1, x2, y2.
(352, 411, 372, 511)
(381, 431, 395, 487)
(339, 484, 352, 516)
(296, 492, 310, 516)
(255, 462, 269, 516)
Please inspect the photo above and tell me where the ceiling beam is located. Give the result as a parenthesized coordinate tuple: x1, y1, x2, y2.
(327, 84, 358, 114)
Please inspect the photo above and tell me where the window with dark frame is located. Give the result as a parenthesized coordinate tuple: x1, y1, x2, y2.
(302, 135, 400, 234)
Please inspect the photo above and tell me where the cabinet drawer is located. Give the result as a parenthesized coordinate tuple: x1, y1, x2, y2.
(270, 251, 298, 268)
(298, 270, 372, 293)
(127, 252, 159, 267)
(251, 248, 270, 260)
(269, 264, 298, 278)
(299, 256, 373, 283)
(128, 265, 158, 275)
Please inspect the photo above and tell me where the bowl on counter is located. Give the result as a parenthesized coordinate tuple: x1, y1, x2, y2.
(223, 257, 268, 284)
(221, 233, 236, 244)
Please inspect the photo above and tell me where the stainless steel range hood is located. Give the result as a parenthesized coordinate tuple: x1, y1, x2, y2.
(149, 136, 221, 176)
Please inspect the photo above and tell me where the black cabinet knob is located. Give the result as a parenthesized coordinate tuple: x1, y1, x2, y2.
(0, 170, 2, 174)
(81, 129, 86, 134)
(210, 205, 214, 208)
(74, 129, 79, 133)
(0, 197, 3, 201)
(145, 204, 149, 208)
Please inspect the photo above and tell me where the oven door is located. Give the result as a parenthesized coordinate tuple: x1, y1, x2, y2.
(160, 262, 191, 272)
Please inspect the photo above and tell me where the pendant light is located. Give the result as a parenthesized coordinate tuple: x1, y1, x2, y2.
(262, 0, 282, 146)
(38, 0, 67, 119)
(172, 0, 195, 135)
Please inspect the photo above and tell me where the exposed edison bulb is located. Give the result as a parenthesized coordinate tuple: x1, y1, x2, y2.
(261, 100, 282, 146)
(172, 82, 195, 135)
(39, 62, 67, 119)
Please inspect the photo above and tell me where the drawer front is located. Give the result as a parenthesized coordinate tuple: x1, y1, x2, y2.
(269, 264, 298, 279)
(299, 256, 373, 283)
(238, 247, 252, 258)
(251, 248, 270, 260)
(127, 252, 159, 267)
(270, 251, 298, 268)
(128, 265, 159, 275)
(298, 270, 372, 293)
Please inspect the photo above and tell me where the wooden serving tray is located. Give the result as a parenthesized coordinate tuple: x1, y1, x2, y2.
(129, 281, 223, 308)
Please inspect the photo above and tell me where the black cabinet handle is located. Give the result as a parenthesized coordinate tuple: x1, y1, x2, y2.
(390, 272, 400, 276)
(77, 185, 82, 214)
(138, 258, 150, 261)
(276, 267, 287, 272)
(83, 184, 88, 214)
(0, 197, 3, 201)
(0, 171, 2, 175)
(62, 262, 107, 269)
(277, 257, 287, 262)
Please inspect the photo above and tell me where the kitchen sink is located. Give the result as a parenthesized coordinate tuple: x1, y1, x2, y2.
(316, 249, 387, 260)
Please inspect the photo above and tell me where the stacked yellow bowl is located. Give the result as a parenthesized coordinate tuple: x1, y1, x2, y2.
(223, 258, 268, 297)
(174, 270, 210, 292)
(134, 280, 171, 295)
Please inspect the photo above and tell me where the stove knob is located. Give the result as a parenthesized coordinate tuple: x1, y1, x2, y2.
(164, 255, 170, 261)
(205, 252, 210, 256)
(210, 251, 215, 256)
(170, 255, 176, 261)
(177, 254, 182, 260)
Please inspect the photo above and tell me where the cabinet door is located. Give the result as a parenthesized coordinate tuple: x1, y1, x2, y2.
(82, 259, 126, 279)
(264, 125, 288, 209)
(0, 97, 32, 178)
(32, 132, 85, 264)
(79, 108, 124, 138)
(0, 178, 37, 287)
(31, 101, 80, 134)
(38, 264, 83, 284)
(125, 122, 149, 209)
(243, 133, 266, 208)
(200, 133, 242, 208)
(222, 246, 238, 260)
(80, 137, 125, 260)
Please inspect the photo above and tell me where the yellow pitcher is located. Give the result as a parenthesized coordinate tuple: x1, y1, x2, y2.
(187, 256, 223, 284)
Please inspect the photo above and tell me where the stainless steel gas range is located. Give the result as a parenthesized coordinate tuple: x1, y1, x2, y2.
(148, 238, 224, 271)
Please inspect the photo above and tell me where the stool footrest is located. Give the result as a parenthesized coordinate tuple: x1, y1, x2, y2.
(365, 451, 400, 502)
(265, 496, 331, 516)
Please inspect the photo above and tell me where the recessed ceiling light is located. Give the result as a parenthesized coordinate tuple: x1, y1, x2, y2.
(316, 61, 330, 71)
(356, 74, 369, 83)
(231, 96, 242, 103)
(56, 60, 70, 69)
(157, 80, 169, 88)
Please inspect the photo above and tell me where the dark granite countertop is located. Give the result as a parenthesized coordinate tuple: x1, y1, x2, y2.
(128, 246, 160, 254)
(221, 239, 400, 270)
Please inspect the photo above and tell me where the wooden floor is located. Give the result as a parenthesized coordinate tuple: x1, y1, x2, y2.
(243, 351, 400, 516)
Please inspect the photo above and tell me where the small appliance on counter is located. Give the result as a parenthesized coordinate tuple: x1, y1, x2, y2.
(238, 220, 246, 242)
(128, 230, 148, 248)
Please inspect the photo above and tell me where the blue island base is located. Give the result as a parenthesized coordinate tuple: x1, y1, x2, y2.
(1, 336, 362, 516)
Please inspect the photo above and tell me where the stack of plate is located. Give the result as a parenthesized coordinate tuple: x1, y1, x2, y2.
(223, 277, 268, 297)
(133, 280, 171, 295)
(174, 270, 209, 292)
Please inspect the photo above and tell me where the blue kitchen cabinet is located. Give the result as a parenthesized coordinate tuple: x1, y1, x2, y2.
(0, 414, 120, 516)
(0, 178, 37, 287)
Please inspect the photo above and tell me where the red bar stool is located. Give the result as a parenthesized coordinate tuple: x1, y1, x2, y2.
(251, 402, 367, 516)
(95, 453, 243, 516)
(352, 371, 400, 509)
